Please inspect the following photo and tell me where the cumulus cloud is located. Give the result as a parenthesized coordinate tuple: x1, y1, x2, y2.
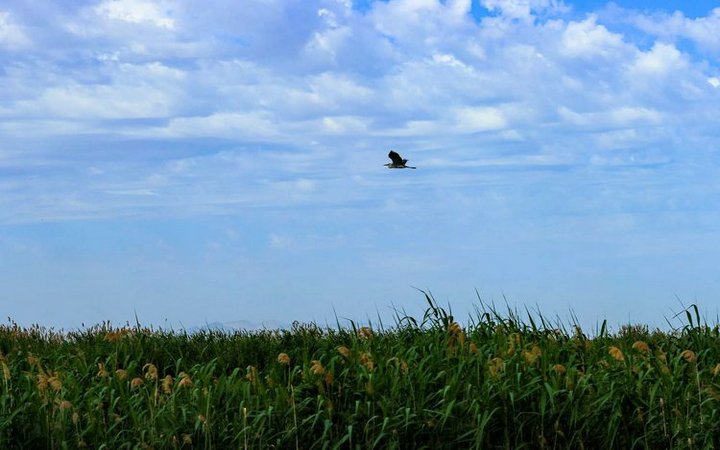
(630, 42, 688, 76)
(0, 0, 719, 225)
(559, 15, 626, 58)
(633, 7, 720, 56)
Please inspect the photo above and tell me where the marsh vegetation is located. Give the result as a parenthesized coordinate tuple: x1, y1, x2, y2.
(1, 293, 719, 449)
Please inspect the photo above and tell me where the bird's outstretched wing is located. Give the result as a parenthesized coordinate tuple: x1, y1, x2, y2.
(388, 150, 404, 165)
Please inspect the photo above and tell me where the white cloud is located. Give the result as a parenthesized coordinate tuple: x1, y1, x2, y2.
(630, 43, 687, 77)
(15, 83, 174, 119)
(559, 15, 626, 58)
(94, 0, 176, 29)
(309, 73, 372, 104)
(432, 52, 471, 69)
(633, 8, 720, 56)
(321, 116, 369, 134)
(0, 11, 30, 49)
(370, 0, 472, 44)
(160, 112, 278, 138)
(453, 107, 508, 132)
(318, 8, 339, 28)
(305, 25, 353, 63)
(1, 0, 719, 226)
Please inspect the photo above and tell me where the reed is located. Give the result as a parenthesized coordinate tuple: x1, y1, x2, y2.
(1, 295, 719, 449)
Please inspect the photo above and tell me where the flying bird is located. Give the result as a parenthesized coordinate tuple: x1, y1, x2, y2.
(385, 150, 416, 169)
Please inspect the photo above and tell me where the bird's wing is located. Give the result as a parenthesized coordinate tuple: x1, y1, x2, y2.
(388, 150, 403, 165)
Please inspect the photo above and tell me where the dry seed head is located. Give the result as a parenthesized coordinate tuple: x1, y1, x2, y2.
(448, 322, 463, 336)
(337, 346, 351, 359)
(489, 357, 504, 377)
(48, 376, 63, 392)
(357, 327, 373, 339)
(178, 372, 193, 388)
(143, 363, 158, 381)
(359, 352, 375, 371)
(182, 434, 192, 445)
(310, 360, 325, 375)
(264, 374, 275, 387)
(130, 377, 144, 388)
(198, 414, 206, 423)
(506, 345, 516, 357)
(324, 372, 334, 385)
(36, 373, 48, 393)
(58, 400, 73, 410)
(632, 341, 650, 353)
(705, 386, 720, 401)
(115, 369, 128, 380)
(72, 412, 80, 425)
(523, 346, 542, 365)
(245, 366, 257, 383)
(1, 361, 10, 381)
(448, 322, 466, 347)
(277, 353, 291, 365)
(713, 364, 720, 377)
(469, 342, 479, 355)
(162, 375, 173, 394)
(97, 363, 108, 378)
(552, 364, 567, 375)
(608, 346, 625, 362)
(681, 350, 697, 363)
(104, 331, 124, 343)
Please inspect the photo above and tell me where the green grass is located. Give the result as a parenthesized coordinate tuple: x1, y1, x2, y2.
(2, 293, 720, 449)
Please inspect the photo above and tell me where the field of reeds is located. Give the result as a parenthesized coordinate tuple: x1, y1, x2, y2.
(2, 292, 720, 449)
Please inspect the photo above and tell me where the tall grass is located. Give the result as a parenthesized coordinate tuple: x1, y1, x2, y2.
(1, 293, 720, 449)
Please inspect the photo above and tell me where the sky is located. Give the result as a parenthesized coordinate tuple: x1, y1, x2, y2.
(1, 0, 719, 331)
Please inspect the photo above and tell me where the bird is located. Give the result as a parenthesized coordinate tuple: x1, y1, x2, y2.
(385, 150, 416, 169)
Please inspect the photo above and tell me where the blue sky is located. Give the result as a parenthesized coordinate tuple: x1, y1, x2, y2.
(1, 0, 719, 331)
